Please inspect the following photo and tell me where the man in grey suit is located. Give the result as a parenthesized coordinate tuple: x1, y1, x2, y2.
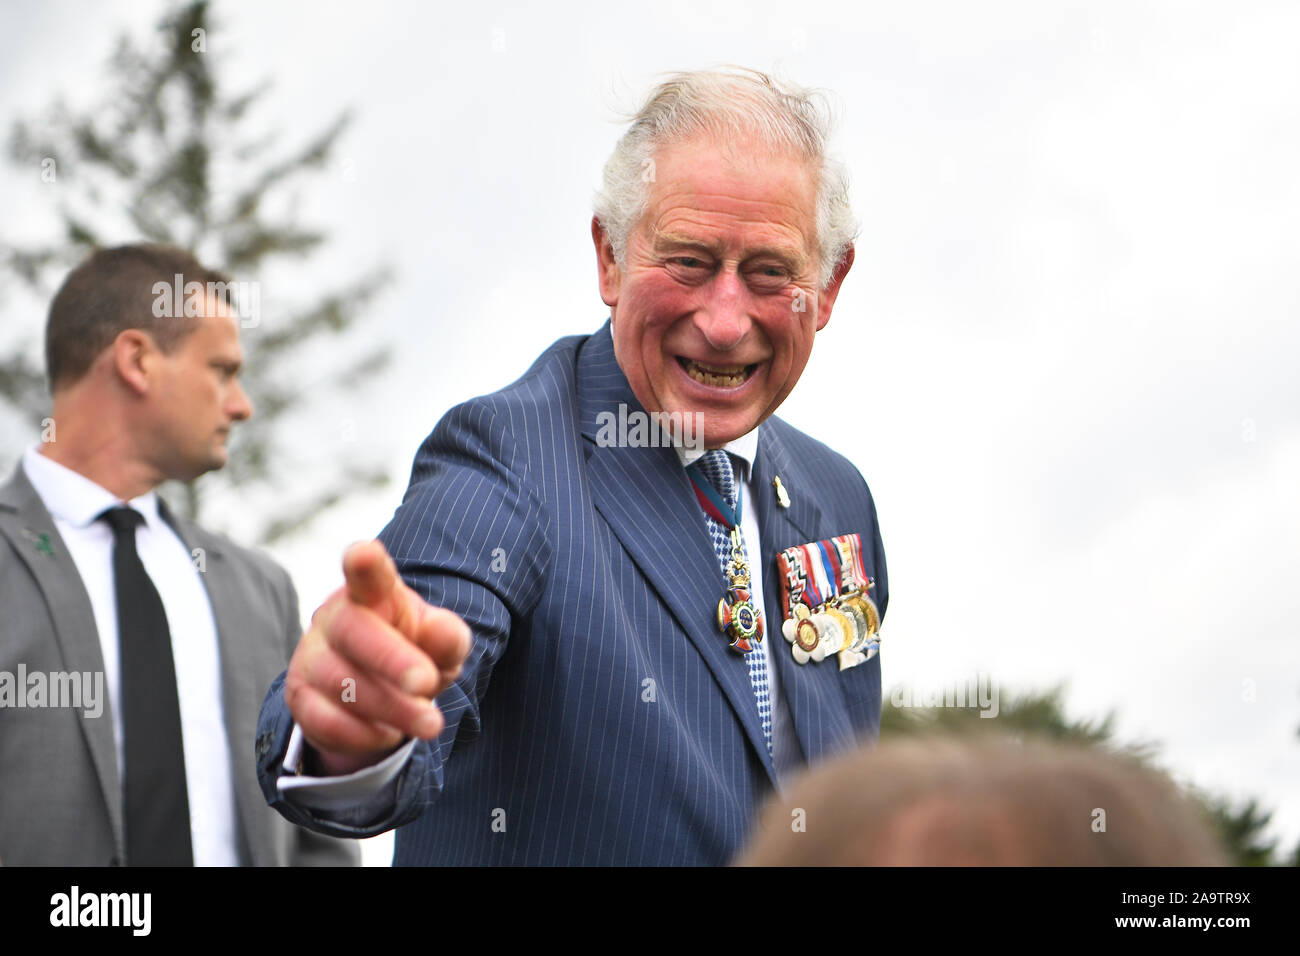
(0, 244, 357, 866)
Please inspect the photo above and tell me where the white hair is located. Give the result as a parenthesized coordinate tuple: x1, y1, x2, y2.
(593, 67, 858, 290)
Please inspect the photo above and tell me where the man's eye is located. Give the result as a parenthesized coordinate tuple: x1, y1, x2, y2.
(665, 256, 713, 283)
(748, 266, 790, 289)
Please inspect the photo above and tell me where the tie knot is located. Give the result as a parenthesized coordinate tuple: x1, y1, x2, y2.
(695, 449, 737, 509)
(99, 506, 144, 537)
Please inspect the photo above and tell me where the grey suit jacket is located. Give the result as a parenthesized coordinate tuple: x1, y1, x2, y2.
(0, 463, 357, 866)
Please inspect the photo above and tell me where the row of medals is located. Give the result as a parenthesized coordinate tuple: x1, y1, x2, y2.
(782, 592, 880, 669)
(715, 526, 881, 669)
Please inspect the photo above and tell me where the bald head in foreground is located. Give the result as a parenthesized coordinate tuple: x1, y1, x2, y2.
(735, 736, 1227, 866)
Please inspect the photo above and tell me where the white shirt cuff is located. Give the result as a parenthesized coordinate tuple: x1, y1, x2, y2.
(277, 723, 417, 812)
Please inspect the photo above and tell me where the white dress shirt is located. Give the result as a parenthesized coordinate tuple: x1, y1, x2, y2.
(279, 425, 804, 809)
(22, 446, 241, 866)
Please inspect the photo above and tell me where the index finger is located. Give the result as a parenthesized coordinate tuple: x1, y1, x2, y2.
(343, 539, 401, 610)
(343, 540, 424, 640)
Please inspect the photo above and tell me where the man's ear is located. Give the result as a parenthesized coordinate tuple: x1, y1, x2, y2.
(592, 216, 621, 308)
(111, 329, 156, 396)
(815, 245, 855, 332)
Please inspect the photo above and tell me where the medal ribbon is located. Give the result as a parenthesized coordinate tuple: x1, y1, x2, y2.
(819, 540, 843, 595)
(846, 533, 870, 592)
(687, 462, 743, 530)
(835, 535, 860, 592)
(783, 550, 805, 614)
(811, 542, 837, 603)
(799, 543, 827, 606)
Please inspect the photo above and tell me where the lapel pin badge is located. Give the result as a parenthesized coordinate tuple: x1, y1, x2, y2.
(772, 475, 791, 509)
(23, 528, 55, 556)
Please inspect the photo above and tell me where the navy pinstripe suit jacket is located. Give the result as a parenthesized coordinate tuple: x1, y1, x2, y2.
(257, 321, 888, 865)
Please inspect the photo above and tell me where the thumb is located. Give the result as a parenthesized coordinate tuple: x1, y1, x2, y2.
(343, 540, 402, 612)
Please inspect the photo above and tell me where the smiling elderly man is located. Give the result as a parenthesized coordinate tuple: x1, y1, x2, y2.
(255, 67, 889, 865)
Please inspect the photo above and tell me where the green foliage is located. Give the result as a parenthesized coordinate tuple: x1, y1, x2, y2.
(883, 682, 1298, 866)
(0, 0, 391, 543)
(1196, 794, 1281, 868)
(883, 683, 1152, 754)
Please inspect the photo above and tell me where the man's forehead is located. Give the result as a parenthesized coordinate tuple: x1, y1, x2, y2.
(186, 295, 243, 345)
(200, 291, 237, 318)
(650, 138, 815, 194)
(645, 196, 817, 269)
(641, 138, 818, 242)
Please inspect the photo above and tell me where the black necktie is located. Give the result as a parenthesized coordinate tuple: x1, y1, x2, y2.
(100, 506, 193, 866)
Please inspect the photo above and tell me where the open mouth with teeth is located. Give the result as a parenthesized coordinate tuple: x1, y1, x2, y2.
(678, 357, 758, 388)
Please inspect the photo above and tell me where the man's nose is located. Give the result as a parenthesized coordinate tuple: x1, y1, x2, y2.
(229, 380, 254, 421)
(694, 267, 752, 351)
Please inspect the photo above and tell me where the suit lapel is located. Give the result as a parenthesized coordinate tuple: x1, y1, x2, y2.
(577, 324, 778, 784)
(0, 465, 125, 854)
(751, 426, 857, 767)
(158, 506, 261, 866)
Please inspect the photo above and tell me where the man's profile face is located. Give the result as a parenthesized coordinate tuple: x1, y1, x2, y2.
(148, 294, 252, 480)
(597, 134, 852, 449)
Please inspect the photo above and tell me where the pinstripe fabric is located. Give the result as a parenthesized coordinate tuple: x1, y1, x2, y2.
(257, 320, 888, 865)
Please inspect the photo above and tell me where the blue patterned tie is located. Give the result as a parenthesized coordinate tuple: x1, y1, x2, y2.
(694, 450, 773, 756)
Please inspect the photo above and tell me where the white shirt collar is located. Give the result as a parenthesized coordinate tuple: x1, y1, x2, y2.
(673, 427, 759, 482)
(22, 445, 165, 531)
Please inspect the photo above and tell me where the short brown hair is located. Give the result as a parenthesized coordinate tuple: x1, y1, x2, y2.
(45, 244, 233, 391)
(736, 736, 1228, 866)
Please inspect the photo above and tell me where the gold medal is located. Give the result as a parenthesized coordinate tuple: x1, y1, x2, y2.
(843, 593, 880, 648)
(823, 606, 857, 656)
(781, 603, 820, 664)
(840, 601, 870, 651)
(792, 603, 818, 653)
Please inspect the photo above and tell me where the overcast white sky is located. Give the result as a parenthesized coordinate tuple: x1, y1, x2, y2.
(3, 0, 1297, 866)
